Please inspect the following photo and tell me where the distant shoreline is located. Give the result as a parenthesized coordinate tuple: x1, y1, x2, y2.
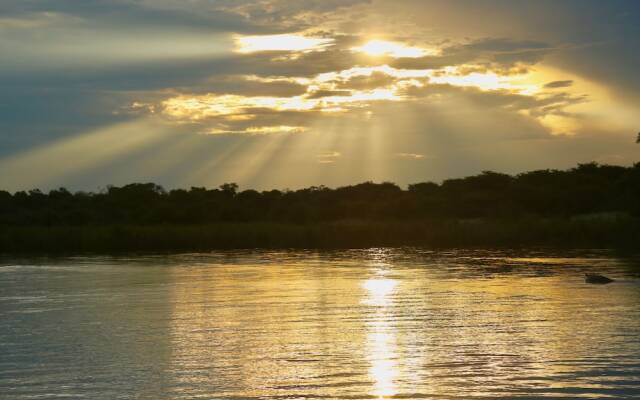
(1, 217, 638, 254)
(2, 162, 639, 253)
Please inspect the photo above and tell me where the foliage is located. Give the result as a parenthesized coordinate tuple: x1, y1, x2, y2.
(1, 162, 639, 252)
(2, 162, 640, 225)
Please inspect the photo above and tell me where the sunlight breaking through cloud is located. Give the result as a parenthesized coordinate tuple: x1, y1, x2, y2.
(156, 62, 554, 134)
(234, 34, 334, 53)
(161, 88, 402, 123)
(352, 39, 438, 58)
(429, 67, 539, 94)
(207, 125, 308, 135)
(1, 0, 638, 193)
(0, 118, 172, 190)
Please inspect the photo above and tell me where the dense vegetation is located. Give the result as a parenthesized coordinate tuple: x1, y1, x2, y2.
(1, 162, 639, 252)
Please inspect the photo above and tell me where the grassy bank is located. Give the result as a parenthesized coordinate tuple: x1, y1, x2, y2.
(1, 217, 639, 253)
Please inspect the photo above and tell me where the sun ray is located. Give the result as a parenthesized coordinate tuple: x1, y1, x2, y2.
(122, 132, 210, 182)
(0, 118, 171, 191)
(223, 133, 291, 189)
(184, 136, 253, 187)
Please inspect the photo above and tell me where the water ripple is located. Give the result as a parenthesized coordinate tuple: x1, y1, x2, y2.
(1, 249, 640, 399)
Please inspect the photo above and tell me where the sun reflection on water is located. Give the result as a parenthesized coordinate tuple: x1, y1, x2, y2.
(363, 278, 397, 307)
(6, 251, 640, 398)
(363, 277, 399, 398)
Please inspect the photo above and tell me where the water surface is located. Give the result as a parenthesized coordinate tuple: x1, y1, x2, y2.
(2, 249, 640, 399)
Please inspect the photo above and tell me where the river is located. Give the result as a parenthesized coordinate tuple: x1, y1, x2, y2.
(2, 249, 640, 399)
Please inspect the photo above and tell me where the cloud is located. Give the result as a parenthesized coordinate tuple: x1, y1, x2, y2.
(334, 71, 400, 91)
(0, 19, 232, 74)
(388, 37, 552, 74)
(0, 0, 260, 33)
(188, 75, 309, 97)
(396, 153, 426, 160)
(544, 80, 574, 89)
(1, 0, 638, 191)
(207, 125, 308, 135)
(456, 38, 549, 53)
(305, 89, 352, 99)
(352, 39, 437, 58)
(0, 11, 71, 29)
(0, 86, 133, 157)
(234, 34, 334, 53)
(214, 0, 371, 29)
(316, 151, 341, 164)
(381, 0, 640, 106)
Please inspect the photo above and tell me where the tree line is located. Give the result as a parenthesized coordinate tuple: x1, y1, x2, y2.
(1, 162, 639, 227)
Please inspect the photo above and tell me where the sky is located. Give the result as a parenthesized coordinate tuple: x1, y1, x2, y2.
(1, 0, 639, 191)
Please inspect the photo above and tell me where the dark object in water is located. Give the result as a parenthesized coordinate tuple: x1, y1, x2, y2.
(585, 273, 614, 284)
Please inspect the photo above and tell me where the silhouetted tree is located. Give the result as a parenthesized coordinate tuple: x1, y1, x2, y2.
(219, 183, 239, 196)
(1, 163, 639, 226)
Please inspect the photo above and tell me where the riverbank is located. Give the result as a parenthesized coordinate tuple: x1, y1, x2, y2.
(1, 216, 638, 253)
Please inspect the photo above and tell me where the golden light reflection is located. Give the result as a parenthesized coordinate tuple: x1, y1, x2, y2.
(157, 252, 640, 398)
(369, 331, 398, 398)
(352, 39, 438, 58)
(363, 278, 397, 306)
(234, 34, 334, 53)
(363, 277, 399, 398)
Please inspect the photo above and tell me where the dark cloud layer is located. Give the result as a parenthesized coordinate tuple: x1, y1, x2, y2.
(544, 80, 573, 89)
